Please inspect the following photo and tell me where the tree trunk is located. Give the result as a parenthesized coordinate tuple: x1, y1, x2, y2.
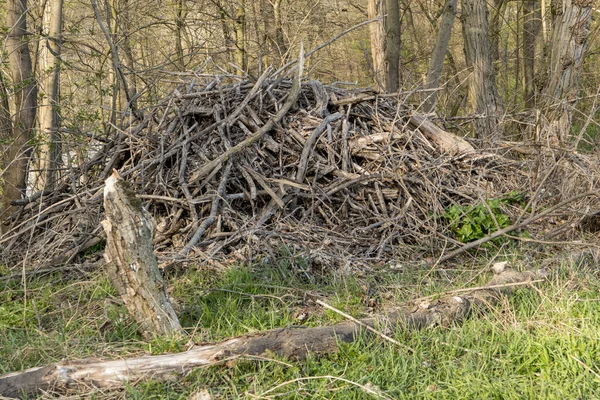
(523, 0, 540, 109)
(368, 0, 402, 93)
(101, 171, 182, 339)
(461, 0, 503, 138)
(384, 0, 401, 93)
(0, 73, 13, 234)
(423, 0, 458, 112)
(269, 0, 288, 65)
(35, 0, 63, 192)
(234, 0, 247, 72)
(489, 0, 506, 65)
(1, 0, 37, 232)
(539, 0, 593, 146)
(174, 0, 185, 70)
(368, 0, 386, 91)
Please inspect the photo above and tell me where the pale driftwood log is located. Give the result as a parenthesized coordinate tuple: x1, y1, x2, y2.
(408, 113, 474, 154)
(101, 171, 182, 338)
(0, 267, 546, 398)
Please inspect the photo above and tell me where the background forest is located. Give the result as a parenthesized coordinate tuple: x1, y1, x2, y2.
(0, 0, 598, 213)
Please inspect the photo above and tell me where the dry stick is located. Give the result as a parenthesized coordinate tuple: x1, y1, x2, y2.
(412, 279, 545, 303)
(258, 375, 394, 400)
(122, 71, 268, 179)
(188, 45, 305, 184)
(316, 299, 415, 353)
(90, 0, 140, 119)
(570, 354, 600, 381)
(179, 159, 233, 257)
(243, 167, 285, 208)
(225, 66, 273, 126)
(437, 191, 600, 264)
(272, 18, 381, 77)
(295, 112, 343, 183)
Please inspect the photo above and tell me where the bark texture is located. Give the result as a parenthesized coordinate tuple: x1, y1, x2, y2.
(35, 0, 63, 192)
(101, 171, 182, 338)
(383, 0, 401, 93)
(461, 0, 503, 138)
(523, 0, 540, 109)
(539, 0, 593, 145)
(423, 0, 458, 112)
(0, 267, 545, 398)
(368, 0, 386, 91)
(368, 0, 401, 93)
(1, 0, 37, 233)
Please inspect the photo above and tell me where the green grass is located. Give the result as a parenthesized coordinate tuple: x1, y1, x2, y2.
(2, 249, 600, 399)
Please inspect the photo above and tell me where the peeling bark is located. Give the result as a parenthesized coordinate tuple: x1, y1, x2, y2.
(101, 171, 182, 339)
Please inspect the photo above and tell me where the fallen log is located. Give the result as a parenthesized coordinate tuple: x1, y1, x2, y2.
(408, 113, 475, 155)
(0, 266, 546, 398)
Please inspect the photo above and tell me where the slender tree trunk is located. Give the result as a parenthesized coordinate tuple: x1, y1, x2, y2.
(461, 0, 503, 138)
(234, 0, 247, 72)
(523, 0, 540, 109)
(174, 0, 185, 70)
(268, 0, 287, 65)
(384, 0, 401, 93)
(219, 5, 234, 67)
(0, 74, 11, 140)
(1, 0, 37, 232)
(35, 0, 63, 192)
(368, 0, 386, 91)
(423, 0, 458, 112)
(120, 0, 138, 104)
(489, 0, 506, 65)
(368, 0, 401, 93)
(0, 73, 13, 232)
(539, 0, 593, 146)
(513, 3, 521, 106)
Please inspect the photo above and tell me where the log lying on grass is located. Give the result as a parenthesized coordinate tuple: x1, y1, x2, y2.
(0, 265, 546, 398)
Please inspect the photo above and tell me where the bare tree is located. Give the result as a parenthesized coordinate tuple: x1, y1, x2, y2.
(423, 0, 458, 112)
(368, 0, 401, 92)
(523, 0, 540, 110)
(539, 0, 593, 146)
(174, 0, 186, 70)
(235, 0, 247, 72)
(1, 0, 37, 231)
(35, 0, 63, 192)
(368, 0, 386, 90)
(461, 0, 503, 138)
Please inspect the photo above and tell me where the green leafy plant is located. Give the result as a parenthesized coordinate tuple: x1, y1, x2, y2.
(444, 192, 525, 243)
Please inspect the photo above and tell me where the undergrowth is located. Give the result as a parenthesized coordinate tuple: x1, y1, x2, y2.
(2, 246, 600, 399)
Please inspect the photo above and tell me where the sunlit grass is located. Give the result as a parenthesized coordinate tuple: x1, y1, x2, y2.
(2, 249, 600, 398)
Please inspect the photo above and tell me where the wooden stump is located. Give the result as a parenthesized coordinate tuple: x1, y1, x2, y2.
(101, 170, 182, 338)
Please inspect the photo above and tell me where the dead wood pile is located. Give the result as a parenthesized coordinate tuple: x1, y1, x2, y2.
(0, 71, 530, 269)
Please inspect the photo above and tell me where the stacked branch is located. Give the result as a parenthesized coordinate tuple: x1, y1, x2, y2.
(0, 70, 551, 269)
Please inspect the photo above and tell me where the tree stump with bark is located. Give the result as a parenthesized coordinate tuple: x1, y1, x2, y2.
(101, 170, 182, 338)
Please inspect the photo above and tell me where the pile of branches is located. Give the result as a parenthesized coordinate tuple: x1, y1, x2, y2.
(0, 68, 531, 270)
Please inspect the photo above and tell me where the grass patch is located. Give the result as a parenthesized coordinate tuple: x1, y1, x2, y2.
(2, 250, 600, 398)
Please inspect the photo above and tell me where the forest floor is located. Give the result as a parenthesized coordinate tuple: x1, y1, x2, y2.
(2, 243, 600, 399)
